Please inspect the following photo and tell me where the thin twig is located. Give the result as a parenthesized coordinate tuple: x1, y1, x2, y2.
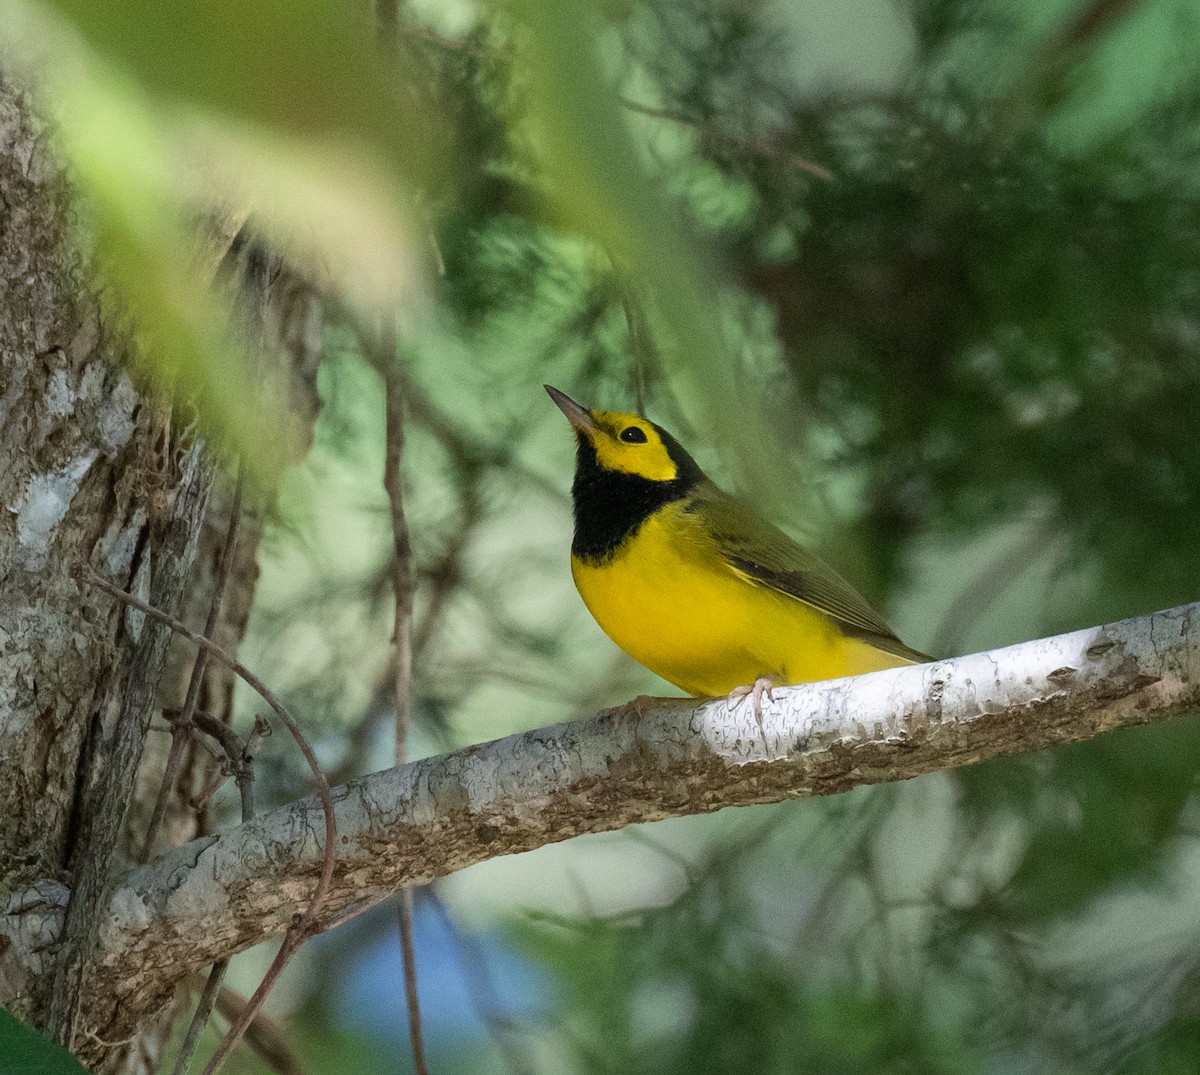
(186, 711, 269, 821)
(83, 572, 334, 864)
(173, 965, 227, 1075)
(929, 522, 1053, 657)
(620, 291, 649, 417)
(377, 314, 430, 1075)
(619, 97, 835, 181)
(995, 0, 1146, 141)
(399, 22, 835, 182)
(427, 889, 535, 1075)
(169, 705, 261, 1075)
(142, 468, 245, 862)
(214, 987, 308, 1075)
(81, 571, 336, 1075)
(396, 890, 427, 1074)
(380, 336, 416, 763)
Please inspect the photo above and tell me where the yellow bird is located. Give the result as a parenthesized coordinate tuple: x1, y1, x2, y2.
(546, 386, 929, 712)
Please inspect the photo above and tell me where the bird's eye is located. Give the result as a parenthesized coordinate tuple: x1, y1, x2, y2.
(619, 426, 648, 444)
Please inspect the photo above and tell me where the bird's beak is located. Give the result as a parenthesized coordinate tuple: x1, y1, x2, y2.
(544, 385, 597, 432)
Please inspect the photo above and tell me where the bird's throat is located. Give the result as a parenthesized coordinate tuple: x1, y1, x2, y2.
(570, 436, 696, 564)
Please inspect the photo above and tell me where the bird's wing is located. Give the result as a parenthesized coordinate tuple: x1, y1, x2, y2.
(687, 485, 931, 663)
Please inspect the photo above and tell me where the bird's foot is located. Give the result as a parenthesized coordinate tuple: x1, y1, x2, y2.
(727, 675, 778, 731)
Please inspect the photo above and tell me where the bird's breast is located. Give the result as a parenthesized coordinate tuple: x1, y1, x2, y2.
(571, 503, 853, 696)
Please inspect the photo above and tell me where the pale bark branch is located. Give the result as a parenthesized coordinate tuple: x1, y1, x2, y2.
(4, 601, 1198, 1039)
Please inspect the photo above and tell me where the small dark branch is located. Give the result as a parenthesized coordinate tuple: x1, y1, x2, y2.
(379, 11, 434, 1064)
(214, 987, 308, 1075)
(428, 889, 534, 1075)
(81, 572, 336, 1075)
(375, 0, 399, 52)
(930, 523, 1056, 657)
(355, 293, 429, 1070)
(619, 290, 651, 417)
(413, 478, 483, 659)
(172, 964, 228, 1075)
(83, 571, 334, 883)
(996, 0, 1147, 137)
(237, 716, 271, 820)
(619, 97, 835, 181)
(379, 329, 417, 762)
(186, 711, 268, 826)
(170, 709, 262, 1075)
(376, 317, 428, 1075)
(142, 467, 245, 862)
(396, 889, 429, 1075)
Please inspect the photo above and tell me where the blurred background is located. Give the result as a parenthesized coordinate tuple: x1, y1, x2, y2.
(6, 0, 1200, 1070)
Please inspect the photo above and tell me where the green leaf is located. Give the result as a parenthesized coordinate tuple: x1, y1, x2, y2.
(0, 1010, 88, 1075)
(8, 0, 439, 478)
(28, 0, 439, 190)
(54, 71, 295, 483)
(506, 0, 787, 498)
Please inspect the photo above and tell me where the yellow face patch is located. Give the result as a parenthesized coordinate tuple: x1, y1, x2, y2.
(586, 410, 678, 482)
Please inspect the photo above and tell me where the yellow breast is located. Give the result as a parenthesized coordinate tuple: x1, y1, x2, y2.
(571, 503, 906, 697)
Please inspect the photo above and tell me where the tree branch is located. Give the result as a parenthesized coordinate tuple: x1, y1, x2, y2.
(5, 602, 1198, 1040)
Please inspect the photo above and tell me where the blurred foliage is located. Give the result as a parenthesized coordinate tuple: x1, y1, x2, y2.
(6, 0, 1200, 1072)
(513, 830, 984, 1075)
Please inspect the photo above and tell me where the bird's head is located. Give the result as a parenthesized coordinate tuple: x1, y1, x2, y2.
(544, 385, 701, 485)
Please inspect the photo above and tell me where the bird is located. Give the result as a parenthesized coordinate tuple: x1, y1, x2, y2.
(545, 385, 929, 716)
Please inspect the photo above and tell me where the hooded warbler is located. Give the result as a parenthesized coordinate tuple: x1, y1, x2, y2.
(546, 385, 929, 711)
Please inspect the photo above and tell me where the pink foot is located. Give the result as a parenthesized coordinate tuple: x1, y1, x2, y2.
(727, 675, 777, 729)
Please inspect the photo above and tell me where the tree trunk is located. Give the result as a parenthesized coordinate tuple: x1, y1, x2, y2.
(0, 77, 208, 1039)
(0, 79, 321, 1070)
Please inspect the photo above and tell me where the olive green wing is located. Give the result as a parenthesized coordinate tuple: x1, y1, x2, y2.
(687, 485, 931, 663)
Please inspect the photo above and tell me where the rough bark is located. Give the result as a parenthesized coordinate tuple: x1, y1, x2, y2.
(0, 77, 323, 1070)
(2, 600, 1195, 1048)
(0, 79, 143, 891)
(0, 75, 215, 1046)
(46, 444, 212, 1048)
